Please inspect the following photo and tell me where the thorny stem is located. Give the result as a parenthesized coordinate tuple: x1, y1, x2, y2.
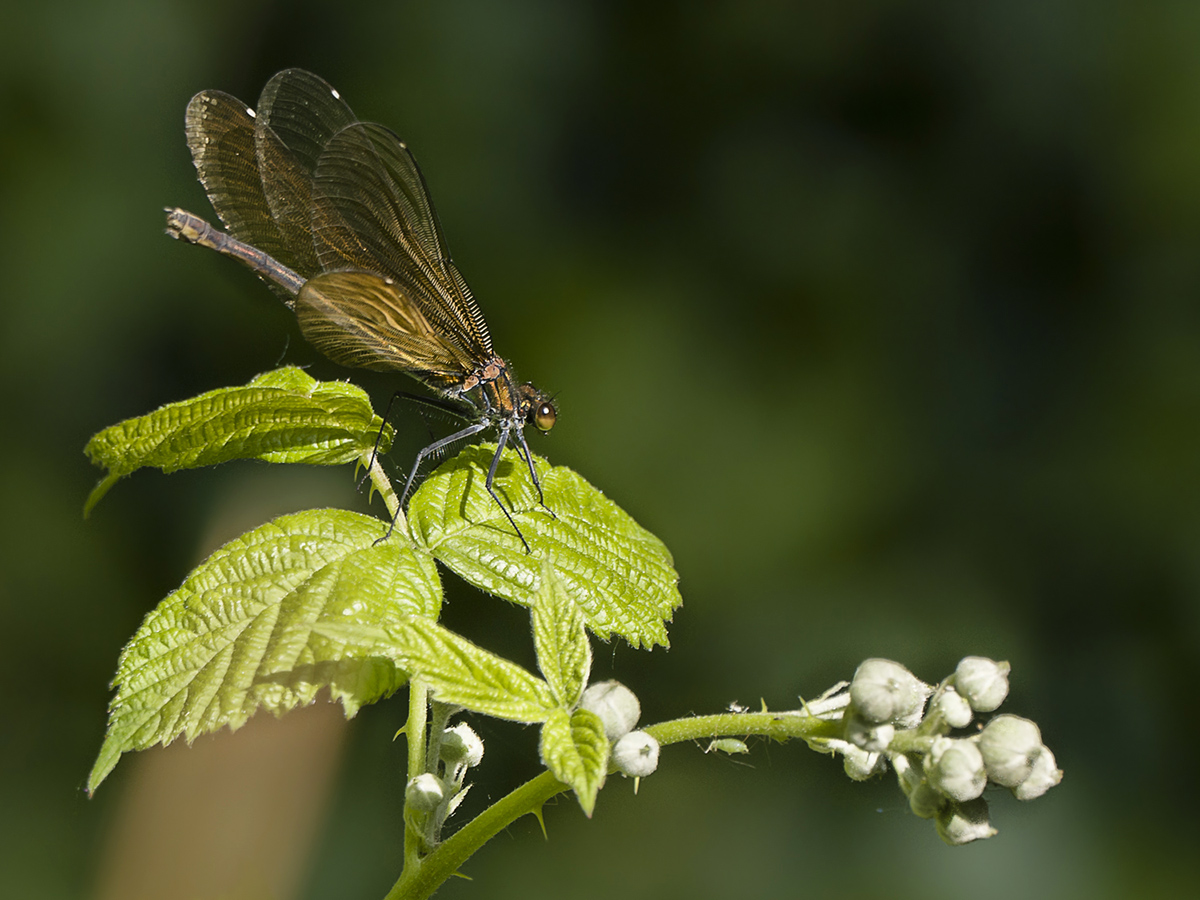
(384, 705, 844, 900)
(362, 451, 401, 524)
(369, 449, 423, 870)
(643, 710, 844, 748)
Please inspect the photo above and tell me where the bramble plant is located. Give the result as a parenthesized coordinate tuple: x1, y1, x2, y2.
(85, 365, 1062, 900)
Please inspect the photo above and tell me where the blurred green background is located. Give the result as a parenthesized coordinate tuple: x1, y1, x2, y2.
(3, 0, 1198, 897)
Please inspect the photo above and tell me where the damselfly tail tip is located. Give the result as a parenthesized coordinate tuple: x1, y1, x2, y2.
(164, 207, 201, 243)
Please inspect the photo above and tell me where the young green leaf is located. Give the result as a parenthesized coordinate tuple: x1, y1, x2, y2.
(84, 366, 391, 514)
(88, 509, 439, 793)
(532, 557, 591, 708)
(385, 617, 556, 723)
(539, 707, 610, 816)
(407, 445, 682, 648)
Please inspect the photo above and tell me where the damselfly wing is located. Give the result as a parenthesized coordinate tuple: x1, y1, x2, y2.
(167, 69, 556, 549)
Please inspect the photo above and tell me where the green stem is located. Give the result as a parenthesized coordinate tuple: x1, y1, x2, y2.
(644, 710, 843, 747)
(888, 729, 935, 756)
(382, 706, 844, 900)
(363, 451, 402, 524)
(423, 702, 458, 849)
(386, 770, 566, 900)
(425, 702, 454, 775)
(403, 681, 429, 872)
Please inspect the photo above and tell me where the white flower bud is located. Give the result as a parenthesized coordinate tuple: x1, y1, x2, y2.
(925, 737, 987, 802)
(935, 797, 997, 845)
(1013, 745, 1062, 801)
(840, 743, 885, 781)
(866, 723, 896, 752)
(978, 715, 1043, 788)
(844, 711, 896, 753)
(849, 659, 930, 726)
(954, 657, 1010, 712)
(405, 773, 445, 812)
(580, 680, 641, 742)
(612, 731, 659, 778)
(440, 723, 484, 768)
(931, 686, 973, 728)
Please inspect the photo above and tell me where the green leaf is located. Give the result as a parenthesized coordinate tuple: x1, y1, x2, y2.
(385, 617, 556, 723)
(84, 366, 391, 514)
(407, 445, 682, 648)
(532, 557, 591, 707)
(539, 707, 610, 816)
(88, 509, 439, 793)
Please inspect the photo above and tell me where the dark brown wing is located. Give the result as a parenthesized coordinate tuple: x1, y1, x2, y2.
(310, 122, 494, 362)
(185, 91, 306, 288)
(253, 69, 358, 277)
(296, 271, 479, 392)
(186, 69, 493, 376)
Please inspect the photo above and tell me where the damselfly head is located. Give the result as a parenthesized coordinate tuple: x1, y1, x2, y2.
(520, 383, 557, 433)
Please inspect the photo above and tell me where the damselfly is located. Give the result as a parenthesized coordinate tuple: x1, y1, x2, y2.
(166, 69, 556, 550)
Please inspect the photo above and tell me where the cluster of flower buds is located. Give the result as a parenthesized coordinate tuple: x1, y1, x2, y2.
(405, 720, 486, 847)
(580, 680, 660, 779)
(821, 657, 1061, 844)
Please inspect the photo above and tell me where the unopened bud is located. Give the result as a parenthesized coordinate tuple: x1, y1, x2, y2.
(931, 686, 973, 728)
(612, 731, 659, 777)
(925, 737, 986, 802)
(580, 680, 641, 742)
(441, 723, 484, 768)
(954, 657, 1010, 712)
(1013, 745, 1062, 801)
(840, 743, 885, 781)
(844, 711, 895, 753)
(978, 715, 1043, 788)
(935, 797, 997, 845)
(850, 659, 930, 726)
(405, 773, 445, 812)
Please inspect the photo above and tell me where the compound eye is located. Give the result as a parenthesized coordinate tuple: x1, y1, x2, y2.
(533, 401, 557, 432)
